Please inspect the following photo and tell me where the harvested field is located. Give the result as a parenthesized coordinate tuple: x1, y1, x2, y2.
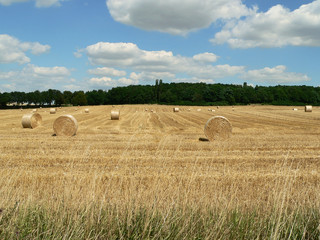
(1, 105, 320, 238)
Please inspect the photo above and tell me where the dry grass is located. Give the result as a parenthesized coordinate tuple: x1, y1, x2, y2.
(1, 105, 320, 238)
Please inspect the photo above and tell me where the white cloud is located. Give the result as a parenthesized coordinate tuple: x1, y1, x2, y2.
(88, 67, 126, 77)
(0, 34, 50, 64)
(211, 1, 320, 48)
(193, 52, 219, 63)
(88, 74, 140, 88)
(118, 77, 138, 85)
(0, 0, 64, 7)
(84, 42, 246, 84)
(83, 41, 310, 86)
(242, 65, 311, 84)
(106, 0, 251, 35)
(0, 64, 71, 91)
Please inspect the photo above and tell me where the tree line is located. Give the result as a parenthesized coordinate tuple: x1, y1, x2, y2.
(1, 80, 320, 108)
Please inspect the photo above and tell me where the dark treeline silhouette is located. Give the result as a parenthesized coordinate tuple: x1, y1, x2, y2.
(1, 80, 320, 108)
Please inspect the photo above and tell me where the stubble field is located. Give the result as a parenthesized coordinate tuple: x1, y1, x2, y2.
(1, 105, 320, 239)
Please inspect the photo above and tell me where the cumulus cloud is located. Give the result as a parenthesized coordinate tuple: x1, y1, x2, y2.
(83, 41, 310, 86)
(88, 75, 138, 88)
(83, 42, 244, 84)
(88, 67, 126, 77)
(242, 65, 311, 84)
(0, 64, 71, 91)
(0, 0, 64, 7)
(211, 1, 320, 48)
(193, 52, 219, 63)
(0, 34, 50, 64)
(106, 0, 250, 35)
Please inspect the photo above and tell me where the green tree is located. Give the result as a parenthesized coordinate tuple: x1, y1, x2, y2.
(72, 91, 87, 106)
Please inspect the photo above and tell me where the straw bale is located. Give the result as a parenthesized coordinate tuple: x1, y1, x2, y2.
(53, 115, 78, 136)
(173, 107, 180, 112)
(32, 109, 37, 112)
(50, 108, 56, 114)
(111, 110, 120, 120)
(21, 113, 42, 129)
(204, 116, 232, 141)
(305, 105, 312, 112)
(197, 109, 201, 112)
(84, 108, 89, 113)
(293, 108, 298, 111)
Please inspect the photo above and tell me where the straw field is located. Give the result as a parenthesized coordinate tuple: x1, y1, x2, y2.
(1, 105, 320, 239)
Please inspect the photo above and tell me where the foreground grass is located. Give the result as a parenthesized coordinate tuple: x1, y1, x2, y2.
(0, 203, 319, 240)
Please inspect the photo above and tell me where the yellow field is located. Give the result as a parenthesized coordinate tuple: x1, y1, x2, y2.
(1, 105, 320, 212)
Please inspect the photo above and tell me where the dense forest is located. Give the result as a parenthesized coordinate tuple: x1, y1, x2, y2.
(1, 80, 320, 108)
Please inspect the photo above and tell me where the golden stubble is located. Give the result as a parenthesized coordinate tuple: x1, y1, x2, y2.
(0, 105, 320, 214)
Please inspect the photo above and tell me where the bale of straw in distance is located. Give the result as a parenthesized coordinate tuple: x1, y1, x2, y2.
(21, 113, 42, 129)
(173, 107, 180, 112)
(293, 108, 298, 111)
(50, 108, 56, 114)
(204, 116, 232, 141)
(32, 109, 37, 112)
(84, 108, 89, 113)
(305, 105, 312, 112)
(111, 110, 120, 120)
(53, 115, 78, 136)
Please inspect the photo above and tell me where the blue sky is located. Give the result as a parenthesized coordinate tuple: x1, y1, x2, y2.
(0, 0, 319, 92)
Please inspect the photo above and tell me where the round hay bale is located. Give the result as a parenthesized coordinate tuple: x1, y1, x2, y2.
(197, 109, 201, 112)
(53, 115, 78, 136)
(204, 116, 232, 141)
(84, 108, 89, 113)
(173, 107, 180, 112)
(21, 113, 42, 129)
(32, 109, 37, 112)
(305, 105, 312, 112)
(50, 108, 56, 114)
(111, 110, 120, 120)
(292, 108, 298, 111)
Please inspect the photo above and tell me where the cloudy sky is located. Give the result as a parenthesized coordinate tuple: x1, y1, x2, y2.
(0, 0, 319, 92)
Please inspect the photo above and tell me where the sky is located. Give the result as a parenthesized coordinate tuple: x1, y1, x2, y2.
(0, 0, 319, 92)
